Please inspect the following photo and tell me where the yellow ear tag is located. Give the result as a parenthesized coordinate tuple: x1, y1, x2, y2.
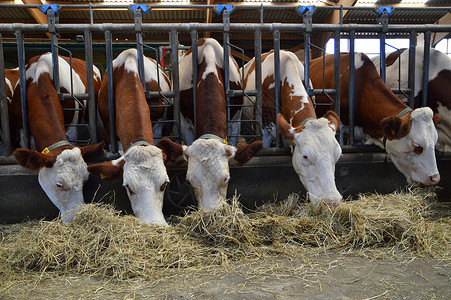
(224, 139, 228, 145)
(100, 173, 107, 179)
(41, 147, 50, 154)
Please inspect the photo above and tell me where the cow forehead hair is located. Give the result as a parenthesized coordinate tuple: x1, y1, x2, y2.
(124, 146, 164, 168)
(188, 139, 229, 156)
(53, 148, 88, 178)
(410, 107, 434, 122)
(301, 118, 333, 134)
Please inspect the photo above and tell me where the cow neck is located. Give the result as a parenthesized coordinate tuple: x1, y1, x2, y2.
(113, 65, 154, 152)
(297, 117, 316, 127)
(41, 140, 72, 154)
(199, 134, 228, 145)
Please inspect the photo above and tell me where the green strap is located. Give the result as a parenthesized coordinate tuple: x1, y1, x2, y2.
(397, 107, 413, 118)
(129, 140, 152, 148)
(41, 140, 72, 154)
(298, 117, 316, 127)
(198, 134, 228, 144)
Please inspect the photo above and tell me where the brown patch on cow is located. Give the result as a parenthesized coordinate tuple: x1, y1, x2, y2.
(183, 38, 207, 57)
(14, 148, 57, 171)
(243, 51, 273, 87)
(380, 115, 412, 140)
(277, 114, 294, 140)
(156, 138, 184, 162)
(385, 49, 407, 67)
(423, 70, 451, 113)
(233, 141, 263, 166)
(323, 110, 340, 131)
(79, 141, 105, 160)
(432, 114, 441, 126)
(88, 160, 125, 181)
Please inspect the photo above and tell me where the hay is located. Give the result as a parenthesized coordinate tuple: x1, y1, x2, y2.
(0, 188, 449, 284)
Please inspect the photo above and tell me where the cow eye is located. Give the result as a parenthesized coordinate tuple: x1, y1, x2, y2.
(303, 155, 308, 161)
(56, 182, 64, 188)
(160, 180, 170, 191)
(124, 184, 135, 196)
(414, 146, 423, 155)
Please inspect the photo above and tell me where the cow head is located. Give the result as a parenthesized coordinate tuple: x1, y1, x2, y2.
(157, 138, 262, 211)
(14, 142, 104, 222)
(381, 107, 441, 186)
(88, 145, 169, 226)
(278, 112, 342, 206)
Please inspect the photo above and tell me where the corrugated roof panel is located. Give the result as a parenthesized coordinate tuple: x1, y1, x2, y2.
(0, 7, 34, 20)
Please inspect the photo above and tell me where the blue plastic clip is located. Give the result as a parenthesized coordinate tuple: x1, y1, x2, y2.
(217, 4, 232, 14)
(299, 6, 313, 15)
(132, 4, 148, 14)
(378, 6, 392, 16)
(40, 4, 58, 15)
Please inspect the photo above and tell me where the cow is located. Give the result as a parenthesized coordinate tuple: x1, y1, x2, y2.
(310, 53, 441, 186)
(10, 53, 104, 222)
(372, 46, 451, 152)
(157, 38, 262, 211)
(1, 68, 20, 150)
(87, 49, 171, 226)
(241, 50, 342, 206)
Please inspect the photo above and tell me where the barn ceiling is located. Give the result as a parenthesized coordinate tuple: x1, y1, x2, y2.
(0, 0, 450, 56)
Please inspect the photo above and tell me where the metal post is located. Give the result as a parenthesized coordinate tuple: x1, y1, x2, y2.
(348, 31, 355, 146)
(191, 29, 198, 133)
(170, 29, 181, 142)
(254, 29, 263, 138)
(333, 30, 342, 145)
(303, 10, 313, 97)
(48, 9, 60, 94)
(134, 8, 146, 90)
(84, 29, 97, 143)
(105, 30, 117, 153)
(223, 9, 231, 139)
(16, 30, 29, 149)
(422, 31, 431, 107)
(408, 30, 417, 108)
(0, 33, 11, 155)
(378, 11, 389, 83)
(273, 29, 281, 148)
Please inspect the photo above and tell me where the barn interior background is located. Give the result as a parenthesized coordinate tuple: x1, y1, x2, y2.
(0, 0, 450, 222)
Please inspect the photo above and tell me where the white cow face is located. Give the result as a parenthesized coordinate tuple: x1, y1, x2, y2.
(37, 148, 88, 222)
(384, 107, 440, 186)
(278, 113, 342, 206)
(89, 145, 169, 226)
(184, 139, 234, 211)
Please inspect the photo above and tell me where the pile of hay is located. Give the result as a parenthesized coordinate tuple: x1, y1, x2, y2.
(0, 188, 449, 281)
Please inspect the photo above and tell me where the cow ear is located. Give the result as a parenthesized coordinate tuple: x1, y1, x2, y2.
(79, 142, 104, 160)
(156, 138, 184, 162)
(323, 110, 340, 132)
(233, 141, 263, 166)
(88, 160, 125, 181)
(14, 148, 57, 171)
(277, 114, 294, 140)
(380, 116, 411, 140)
(433, 114, 441, 126)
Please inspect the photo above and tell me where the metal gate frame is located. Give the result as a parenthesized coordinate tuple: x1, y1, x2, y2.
(0, 4, 450, 157)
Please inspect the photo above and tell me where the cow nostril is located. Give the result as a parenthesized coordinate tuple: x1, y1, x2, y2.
(430, 174, 440, 185)
(223, 175, 230, 185)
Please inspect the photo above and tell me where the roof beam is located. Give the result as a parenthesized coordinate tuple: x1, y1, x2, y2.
(204, 0, 213, 38)
(431, 12, 451, 46)
(22, 0, 51, 39)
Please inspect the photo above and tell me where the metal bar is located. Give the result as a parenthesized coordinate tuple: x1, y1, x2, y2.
(170, 29, 181, 143)
(380, 32, 386, 83)
(254, 29, 262, 139)
(408, 30, 416, 108)
(191, 29, 198, 136)
(0, 33, 11, 156)
(422, 31, 431, 107)
(304, 33, 311, 97)
(146, 91, 176, 98)
(84, 29, 97, 143)
(16, 31, 29, 149)
(273, 29, 281, 148)
(348, 31, 355, 146)
(223, 9, 231, 141)
(48, 9, 60, 95)
(134, 8, 146, 90)
(105, 30, 117, 153)
(333, 30, 342, 145)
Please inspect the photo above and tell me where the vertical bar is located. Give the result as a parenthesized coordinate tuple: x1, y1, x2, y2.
(48, 10, 60, 94)
(0, 33, 12, 156)
(273, 29, 281, 148)
(134, 9, 146, 90)
(333, 30, 342, 145)
(408, 31, 417, 108)
(254, 29, 263, 139)
(304, 32, 311, 96)
(84, 29, 97, 143)
(223, 9, 231, 139)
(422, 31, 431, 107)
(191, 29, 198, 133)
(170, 29, 181, 142)
(105, 30, 117, 153)
(16, 31, 29, 149)
(380, 32, 386, 83)
(348, 32, 355, 146)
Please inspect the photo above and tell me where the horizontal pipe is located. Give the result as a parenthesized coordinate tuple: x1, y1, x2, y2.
(60, 93, 89, 100)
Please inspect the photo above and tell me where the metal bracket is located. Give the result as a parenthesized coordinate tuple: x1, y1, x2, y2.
(222, 9, 231, 32)
(215, 4, 233, 15)
(128, 4, 149, 14)
(298, 6, 314, 33)
(376, 6, 392, 32)
(46, 8, 59, 34)
(40, 4, 59, 15)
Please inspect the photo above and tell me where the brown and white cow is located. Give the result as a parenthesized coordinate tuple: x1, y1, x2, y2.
(241, 50, 342, 206)
(1, 68, 19, 149)
(310, 53, 441, 186)
(157, 38, 262, 211)
(11, 53, 103, 222)
(87, 49, 171, 226)
(372, 46, 451, 152)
